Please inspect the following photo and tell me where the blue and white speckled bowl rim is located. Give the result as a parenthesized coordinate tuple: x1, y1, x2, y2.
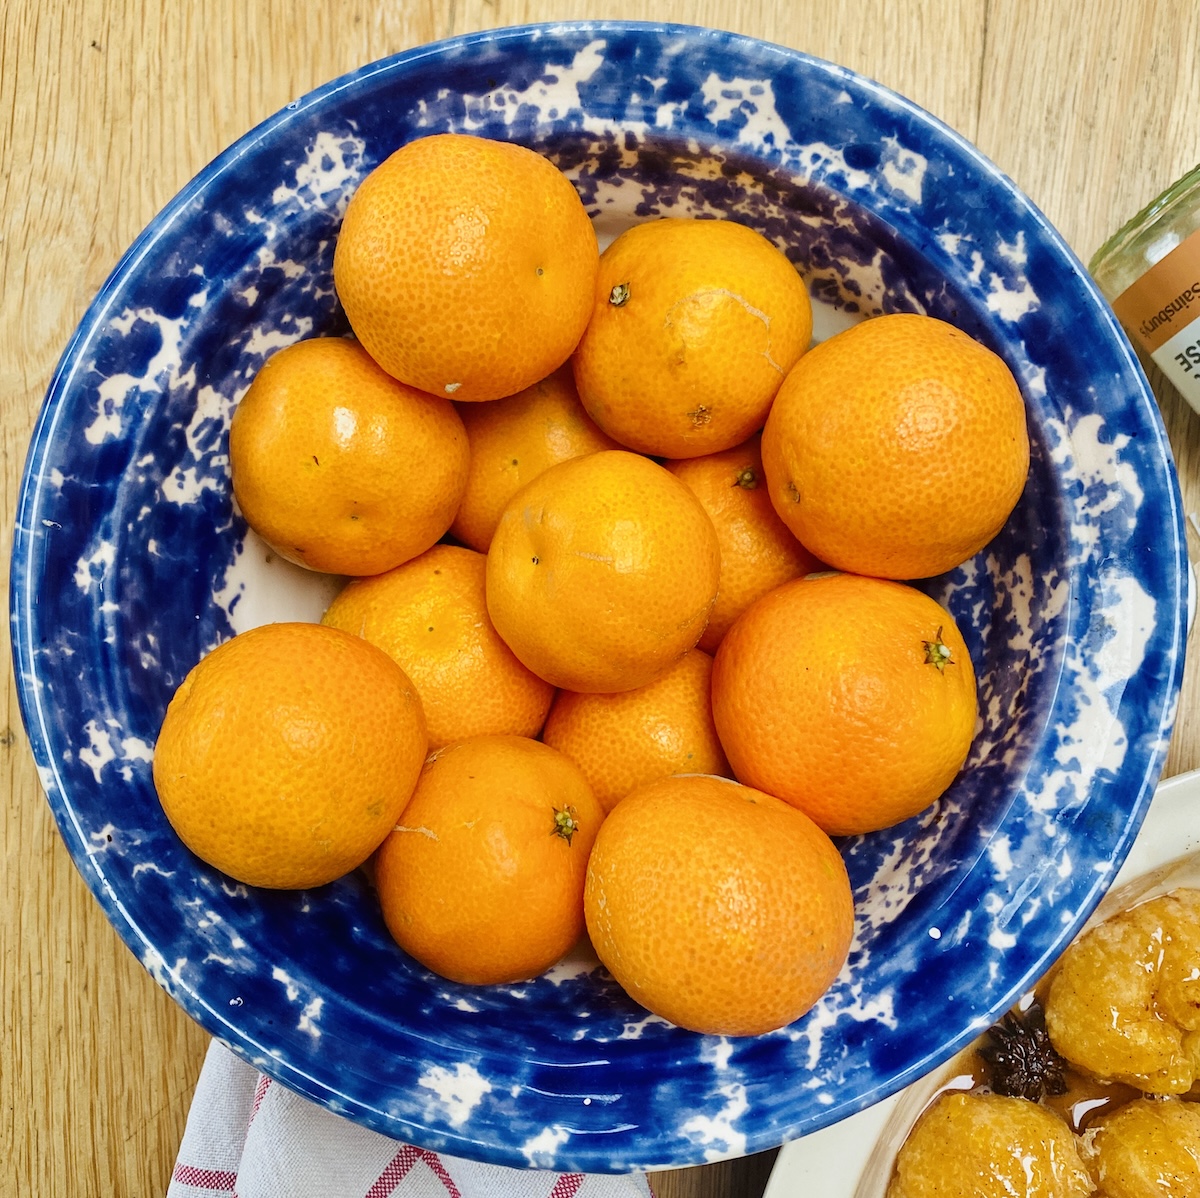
(10, 19, 1189, 1173)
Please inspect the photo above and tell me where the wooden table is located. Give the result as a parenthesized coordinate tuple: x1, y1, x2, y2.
(3, 2, 1199, 1194)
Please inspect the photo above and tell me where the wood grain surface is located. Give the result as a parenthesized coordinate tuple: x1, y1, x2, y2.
(3, 3, 1199, 1195)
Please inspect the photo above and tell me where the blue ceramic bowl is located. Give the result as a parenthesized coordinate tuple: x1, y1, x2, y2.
(10, 21, 1188, 1173)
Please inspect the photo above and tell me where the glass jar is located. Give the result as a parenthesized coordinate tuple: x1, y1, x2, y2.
(1090, 164, 1200, 414)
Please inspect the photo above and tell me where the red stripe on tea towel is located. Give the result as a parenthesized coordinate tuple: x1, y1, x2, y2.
(548, 1174, 585, 1198)
(365, 1142, 421, 1197)
(248, 1073, 272, 1124)
(366, 1143, 465, 1198)
(171, 1163, 238, 1191)
(421, 1151, 463, 1197)
(229, 1073, 273, 1198)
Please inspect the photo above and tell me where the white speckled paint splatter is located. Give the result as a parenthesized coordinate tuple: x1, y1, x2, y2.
(418, 1063, 492, 1129)
(681, 1083, 749, 1161)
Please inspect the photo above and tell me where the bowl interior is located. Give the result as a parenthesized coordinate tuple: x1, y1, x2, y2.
(10, 22, 1186, 1172)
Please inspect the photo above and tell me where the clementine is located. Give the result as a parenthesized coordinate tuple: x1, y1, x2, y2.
(152, 622, 427, 889)
(485, 450, 721, 693)
(541, 648, 729, 812)
(760, 312, 1029, 579)
(228, 337, 468, 576)
(711, 572, 978, 836)
(373, 735, 604, 985)
(450, 364, 619, 552)
(333, 133, 598, 402)
(584, 774, 854, 1036)
(666, 434, 823, 653)
(321, 544, 554, 749)
(572, 218, 812, 457)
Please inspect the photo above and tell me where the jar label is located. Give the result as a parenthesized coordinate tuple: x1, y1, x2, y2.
(1112, 226, 1200, 410)
(1147, 317, 1200, 410)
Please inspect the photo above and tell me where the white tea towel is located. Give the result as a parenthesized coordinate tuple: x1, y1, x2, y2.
(168, 1040, 654, 1198)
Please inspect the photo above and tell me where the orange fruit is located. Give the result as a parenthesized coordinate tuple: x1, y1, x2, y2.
(572, 218, 812, 457)
(711, 572, 978, 836)
(333, 133, 598, 403)
(321, 544, 554, 749)
(760, 312, 1030, 579)
(152, 622, 427, 889)
(583, 774, 854, 1036)
(228, 337, 469, 576)
(449, 364, 619, 552)
(541, 648, 730, 812)
(485, 450, 721, 693)
(666, 435, 823, 653)
(373, 735, 605, 984)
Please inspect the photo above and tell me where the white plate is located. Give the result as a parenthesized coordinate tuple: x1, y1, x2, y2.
(763, 766, 1200, 1198)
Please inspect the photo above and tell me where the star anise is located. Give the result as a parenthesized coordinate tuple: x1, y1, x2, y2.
(978, 999, 1067, 1101)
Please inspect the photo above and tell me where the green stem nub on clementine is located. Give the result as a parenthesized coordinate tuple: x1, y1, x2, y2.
(552, 805, 581, 844)
(923, 627, 955, 672)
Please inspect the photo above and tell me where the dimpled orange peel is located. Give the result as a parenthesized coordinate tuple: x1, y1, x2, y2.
(666, 434, 823, 652)
(152, 622, 428, 889)
(761, 312, 1029, 580)
(485, 450, 721, 693)
(584, 773, 854, 1036)
(333, 133, 598, 402)
(573, 217, 812, 458)
(373, 735, 604, 985)
(450, 364, 619, 552)
(711, 571, 977, 836)
(228, 336, 468, 576)
(542, 648, 729, 812)
(321, 544, 555, 749)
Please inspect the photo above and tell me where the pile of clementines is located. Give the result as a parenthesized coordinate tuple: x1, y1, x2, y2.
(152, 133, 1030, 1038)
